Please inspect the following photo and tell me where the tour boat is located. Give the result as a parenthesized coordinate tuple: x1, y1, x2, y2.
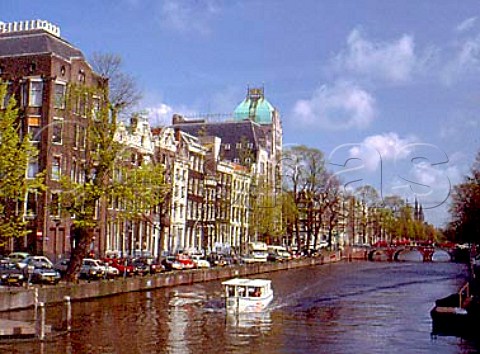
(222, 278, 273, 313)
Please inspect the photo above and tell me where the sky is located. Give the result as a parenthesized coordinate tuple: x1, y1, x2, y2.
(1, 0, 480, 227)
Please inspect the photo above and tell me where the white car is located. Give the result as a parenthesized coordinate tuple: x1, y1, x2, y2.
(191, 255, 211, 268)
(97, 260, 120, 278)
(18, 255, 54, 270)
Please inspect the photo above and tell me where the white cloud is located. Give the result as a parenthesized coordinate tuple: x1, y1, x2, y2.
(144, 102, 197, 126)
(456, 17, 477, 33)
(441, 32, 480, 84)
(333, 28, 417, 84)
(347, 132, 417, 171)
(292, 81, 376, 130)
(160, 0, 220, 35)
(145, 103, 174, 126)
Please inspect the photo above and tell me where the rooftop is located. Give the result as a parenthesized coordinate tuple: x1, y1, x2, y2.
(0, 19, 83, 61)
(233, 87, 276, 125)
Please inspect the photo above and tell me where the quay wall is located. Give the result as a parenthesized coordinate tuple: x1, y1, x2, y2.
(0, 252, 342, 312)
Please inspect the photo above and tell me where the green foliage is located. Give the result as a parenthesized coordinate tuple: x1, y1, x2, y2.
(448, 149, 480, 244)
(0, 81, 44, 245)
(59, 84, 167, 281)
(249, 176, 282, 241)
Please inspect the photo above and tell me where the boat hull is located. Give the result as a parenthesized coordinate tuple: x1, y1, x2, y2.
(226, 293, 273, 313)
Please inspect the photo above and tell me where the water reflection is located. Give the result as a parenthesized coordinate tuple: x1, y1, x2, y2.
(226, 310, 272, 330)
(0, 262, 477, 353)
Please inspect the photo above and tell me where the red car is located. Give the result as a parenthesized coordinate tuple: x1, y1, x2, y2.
(176, 254, 195, 270)
(103, 258, 135, 276)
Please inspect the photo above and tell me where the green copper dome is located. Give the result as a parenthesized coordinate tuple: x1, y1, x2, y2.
(234, 88, 275, 124)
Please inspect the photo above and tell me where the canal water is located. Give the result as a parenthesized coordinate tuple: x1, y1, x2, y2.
(1, 261, 477, 353)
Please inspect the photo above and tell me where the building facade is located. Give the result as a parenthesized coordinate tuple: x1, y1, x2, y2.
(0, 20, 106, 261)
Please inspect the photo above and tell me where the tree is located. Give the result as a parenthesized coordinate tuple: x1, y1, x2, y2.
(283, 145, 328, 251)
(90, 52, 142, 116)
(280, 191, 298, 246)
(249, 176, 282, 244)
(0, 81, 43, 251)
(60, 85, 166, 282)
(449, 149, 480, 244)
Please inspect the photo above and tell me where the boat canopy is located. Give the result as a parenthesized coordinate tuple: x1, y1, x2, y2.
(222, 278, 271, 287)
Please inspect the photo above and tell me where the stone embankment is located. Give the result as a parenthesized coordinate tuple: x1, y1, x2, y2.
(0, 251, 343, 312)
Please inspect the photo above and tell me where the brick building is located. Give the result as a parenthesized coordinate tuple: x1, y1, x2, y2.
(0, 20, 106, 260)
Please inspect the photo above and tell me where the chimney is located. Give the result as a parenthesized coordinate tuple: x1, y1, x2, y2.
(172, 114, 184, 125)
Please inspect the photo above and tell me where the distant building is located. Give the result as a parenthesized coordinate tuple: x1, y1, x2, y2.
(172, 87, 282, 190)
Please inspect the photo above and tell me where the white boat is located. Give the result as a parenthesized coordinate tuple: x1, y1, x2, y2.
(222, 278, 273, 313)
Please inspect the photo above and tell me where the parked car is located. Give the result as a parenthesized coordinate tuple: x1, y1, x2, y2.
(19, 256, 60, 285)
(0, 262, 26, 286)
(146, 258, 164, 274)
(18, 256, 55, 270)
(207, 253, 228, 267)
(31, 267, 61, 285)
(8, 252, 30, 264)
(80, 258, 105, 280)
(103, 258, 135, 276)
(54, 259, 70, 276)
(97, 260, 120, 279)
(191, 254, 211, 268)
(135, 256, 164, 274)
(267, 252, 281, 262)
(176, 254, 195, 270)
(161, 256, 183, 271)
(132, 258, 151, 276)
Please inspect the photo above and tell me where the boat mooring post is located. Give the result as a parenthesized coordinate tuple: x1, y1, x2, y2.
(33, 288, 38, 321)
(64, 296, 72, 332)
(36, 302, 45, 340)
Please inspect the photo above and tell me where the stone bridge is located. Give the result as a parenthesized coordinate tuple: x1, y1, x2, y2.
(366, 246, 452, 262)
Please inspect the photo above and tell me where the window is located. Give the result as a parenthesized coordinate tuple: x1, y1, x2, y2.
(247, 142, 254, 149)
(224, 143, 231, 151)
(54, 83, 66, 109)
(51, 156, 61, 180)
(52, 118, 63, 144)
(75, 94, 87, 117)
(51, 193, 61, 218)
(26, 190, 38, 217)
(1, 81, 12, 108)
(233, 158, 240, 163)
(92, 97, 100, 119)
(27, 160, 39, 179)
(27, 117, 41, 142)
(236, 142, 242, 149)
(71, 159, 77, 181)
(74, 125, 86, 149)
(29, 81, 43, 107)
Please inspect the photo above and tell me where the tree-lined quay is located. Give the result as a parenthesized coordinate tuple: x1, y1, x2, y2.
(0, 251, 342, 312)
(0, 19, 476, 283)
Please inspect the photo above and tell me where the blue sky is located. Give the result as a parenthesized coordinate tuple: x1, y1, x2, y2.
(2, 0, 479, 226)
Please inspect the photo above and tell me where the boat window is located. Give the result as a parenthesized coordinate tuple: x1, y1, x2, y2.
(238, 286, 246, 297)
(226, 286, 235, 297)
(253, 288, 261, 297)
